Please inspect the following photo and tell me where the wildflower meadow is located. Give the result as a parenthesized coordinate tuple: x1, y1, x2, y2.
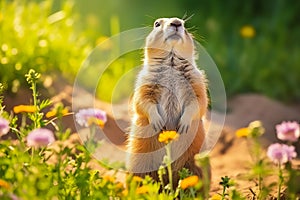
(1, 0, 300, 199)
(0, 69, 299, 199)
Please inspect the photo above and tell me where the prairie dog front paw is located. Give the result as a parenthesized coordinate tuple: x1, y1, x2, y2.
(177, 114, 192, 134)
(149, 109, 165, 132)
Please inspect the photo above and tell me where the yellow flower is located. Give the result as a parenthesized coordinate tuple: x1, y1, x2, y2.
(87, 117, 105, 128)
(122, 189, 128, 196)
(46, 107, 69, 118)
(132, 176, 143, 182)
(115, 182, 124, 191)
(158, 130, 179, 144)
(240, 25, 256, 38)
(103, 175, 115, 182)
(210, 194, 222, 200)
(46, 110, 56, 118)
(116, 182, 124, 188)
(235, 127, 249, 138)
(13, 105, 37, 113)
(0, 179, 10, 190)
(236, 121, 265, 138)
(136, 185, 148, 194)
(180, 175, 199, 190)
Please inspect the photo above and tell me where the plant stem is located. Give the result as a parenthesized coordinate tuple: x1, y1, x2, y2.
(258, 173, 262, 198)
(278, 162, 283, 200)
(31, 81, 38, 128)
(158, 166, 165, 193)
(189, 188, 196, 199)
(221, 186, 226, 200)
(165, 143, 174, 195)
(31, 147, 35, 164)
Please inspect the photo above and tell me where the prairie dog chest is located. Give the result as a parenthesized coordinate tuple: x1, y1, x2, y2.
(142, 54, 195, 103)
(157, 67, 192, 103)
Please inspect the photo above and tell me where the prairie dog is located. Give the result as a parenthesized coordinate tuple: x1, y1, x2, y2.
(127, 17, 208, 187)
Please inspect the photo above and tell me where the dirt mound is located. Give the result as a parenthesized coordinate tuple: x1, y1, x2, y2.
(225, 94, 300, 146)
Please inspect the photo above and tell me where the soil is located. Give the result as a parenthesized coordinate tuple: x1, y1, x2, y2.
(4, 81, 300, 198)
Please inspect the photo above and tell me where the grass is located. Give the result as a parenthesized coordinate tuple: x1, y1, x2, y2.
(1, 0, 300, 102)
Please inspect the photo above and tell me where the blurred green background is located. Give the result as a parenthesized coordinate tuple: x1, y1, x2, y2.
(1, 0, 300, 103)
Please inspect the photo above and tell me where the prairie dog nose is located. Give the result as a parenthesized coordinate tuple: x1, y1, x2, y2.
(170, 19, 182, 28)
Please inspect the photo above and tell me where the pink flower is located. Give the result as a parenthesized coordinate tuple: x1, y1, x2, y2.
(75, 108, 107, 127)
(27, 128, 55, 147)
(0, 117, 10, 137)
(267, 143, 297, 164)
(276, 121, 300, 142)
(10, 193, 19, 200)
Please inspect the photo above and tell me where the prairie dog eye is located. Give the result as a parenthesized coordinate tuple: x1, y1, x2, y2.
(154, 21, 160, 27)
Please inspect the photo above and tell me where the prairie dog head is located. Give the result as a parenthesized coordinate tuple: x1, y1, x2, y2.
(145, 17, 195, 62)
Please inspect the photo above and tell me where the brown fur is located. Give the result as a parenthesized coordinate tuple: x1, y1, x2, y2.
(127, 17, 209, 187)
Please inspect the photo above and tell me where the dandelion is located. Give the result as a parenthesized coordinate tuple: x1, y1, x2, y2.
(267, 143, 297, 165)
(132, 176, 143, 182)
(0, 117, 10, 137)
(180, 175, 199, 190)
(240, 25, 256, 38)
(210, 194, 222, 200)
(13, 105, 37, 114)
(0, 179, 10, 190)
(159, 131, 180, 195)
(235, 127, 249, 138)
(276, 121, 300, 142)
(158, 130, 179, 144)
(103, 175, 115, 182)
(236, 121, 265, 138)
(122, 189, 128, 196)
(75, 108, 107, 128)
(46, 104, 69, 118)
(115, 182, 124, 189)
(46, 109, 68, 118)
(27, 128, 55, 147)
(136, 185, 149, 194)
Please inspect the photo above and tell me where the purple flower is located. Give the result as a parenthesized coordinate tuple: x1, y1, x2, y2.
(27, 128, 55, 147)
(75, 108, 107, 127)
(0, 117, 10, 137)
(267, 143, 297, 165)
(276, 121, 300, 142)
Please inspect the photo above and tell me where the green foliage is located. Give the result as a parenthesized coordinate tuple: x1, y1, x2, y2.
(2, 0, 300, 102)
(0, 0, 91, 94)
(287, 163, 300, 199)
(75, 0, 300, 102)
(179, 0, 300, 102)
(95, 52, 141, 103)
